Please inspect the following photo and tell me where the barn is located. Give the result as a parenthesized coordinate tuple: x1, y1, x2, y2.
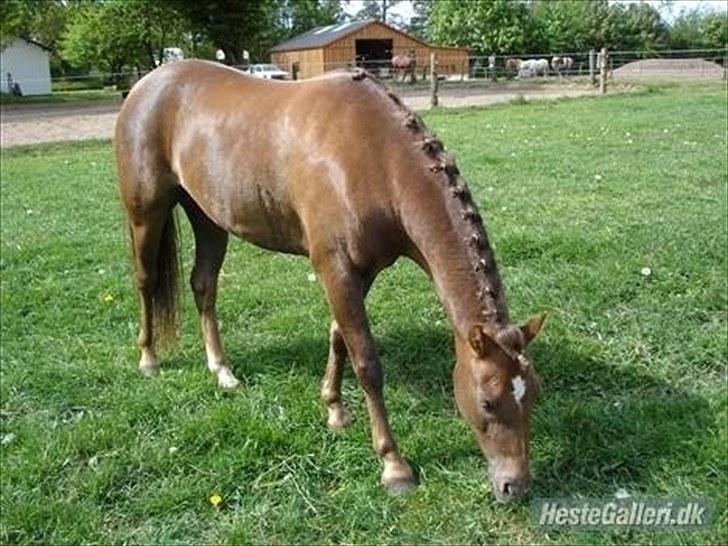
(269, 19, 469, 80)
(0, 37, 52, 96)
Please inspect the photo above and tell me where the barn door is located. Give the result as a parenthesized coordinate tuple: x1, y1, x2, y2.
(355, 39, 393, 74)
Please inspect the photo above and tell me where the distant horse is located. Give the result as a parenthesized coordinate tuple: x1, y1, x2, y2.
(505, 58, 523, 73)
(392, 50, 416, 83)
(115, 60, 546, 500)
(551, 56, 574, 76)
(518, 58, 549, 78)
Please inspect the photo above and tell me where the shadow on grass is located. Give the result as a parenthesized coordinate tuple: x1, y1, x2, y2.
(530, 340, 714, 498)
(166, 324, 714, 498)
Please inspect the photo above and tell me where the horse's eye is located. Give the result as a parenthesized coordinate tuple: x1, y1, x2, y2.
(482, 400, 496, 413)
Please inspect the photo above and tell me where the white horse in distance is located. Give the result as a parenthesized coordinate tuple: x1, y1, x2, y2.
(517, 58, 549, 78)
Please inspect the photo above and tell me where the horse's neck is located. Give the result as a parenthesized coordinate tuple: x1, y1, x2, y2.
(344, 75, 509, 337)
(398, 170, 510, 339)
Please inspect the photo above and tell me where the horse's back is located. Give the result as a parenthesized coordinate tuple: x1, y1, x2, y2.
(115, 60, 408, 261)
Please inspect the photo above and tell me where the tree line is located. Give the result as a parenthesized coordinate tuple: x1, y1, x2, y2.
(1, 0, 726, 77)
(421, 0, 727, 55)
(1, 0, 344, 75)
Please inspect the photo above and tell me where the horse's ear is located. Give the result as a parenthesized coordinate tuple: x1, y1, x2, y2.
(469, 324, 499, 357)
(520, 312, 547, 346)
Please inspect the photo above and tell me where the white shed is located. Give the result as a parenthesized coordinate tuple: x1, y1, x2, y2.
(1, 38, 52, 96)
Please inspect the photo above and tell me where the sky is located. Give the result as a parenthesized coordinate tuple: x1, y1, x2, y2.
(343, 0, 728, 25)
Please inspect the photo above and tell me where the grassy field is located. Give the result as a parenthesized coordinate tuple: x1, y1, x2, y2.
(0, 88, 120, 107)
(1, 83, 726, 544)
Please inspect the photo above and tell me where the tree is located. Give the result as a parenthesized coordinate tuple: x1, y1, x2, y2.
(353, 0, 405, 28)
(62, 1, 188, 73)
(1, 0, 73, 76)
(408, 0, 433, 41)
(1, 0, 69, 49)
(702, 12, 728, 49)
(604, 2, 667, 51)
(668, 9, 728, 49)
(167, 0, 281, 64)
(529, 0, 671, 53)
(428, 0, 536, 54)
(171, 0, 347, 63)
(530, 0, 609, 52)
(278, 0, 344, 37)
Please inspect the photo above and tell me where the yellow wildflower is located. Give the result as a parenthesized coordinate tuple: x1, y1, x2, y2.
(209, 494, 222, 508)
(103, 294, 114, 303)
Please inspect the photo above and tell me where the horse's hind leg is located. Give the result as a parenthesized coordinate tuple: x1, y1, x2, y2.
(180, 194, 240, 390)
(131, 221, 162, 375)
(129, 210, 174, 376)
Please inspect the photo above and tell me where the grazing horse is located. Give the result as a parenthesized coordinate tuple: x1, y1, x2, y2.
(391, 50, 416, 83)
(518, 58, 549, 78)
(505, 58, 523, 73)
(115, 60, 546, 500)
(551, 56, 574, 76)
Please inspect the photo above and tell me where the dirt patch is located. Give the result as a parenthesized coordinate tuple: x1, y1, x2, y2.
(1, 113, 119, 148)
(613, 58, 725, 80)
(0, 84, 601, 149)
(404, 86, 598, 110)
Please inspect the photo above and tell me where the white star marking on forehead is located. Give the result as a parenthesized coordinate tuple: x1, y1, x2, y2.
(512, 375, 526, 409)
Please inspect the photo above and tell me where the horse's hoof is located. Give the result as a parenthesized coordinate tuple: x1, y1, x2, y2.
(216, 366, 240, 390)
(139, 363, 160, 377)
(327, 406, 351, 430)
(381, 461, 416, 495)
(382, 476, 416, 495)
(138, 355, 160, 377)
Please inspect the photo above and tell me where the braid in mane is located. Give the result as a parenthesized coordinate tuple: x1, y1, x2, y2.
(351, 70, 509, 324)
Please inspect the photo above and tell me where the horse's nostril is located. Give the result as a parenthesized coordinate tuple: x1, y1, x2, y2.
(501, 480, 526, 497)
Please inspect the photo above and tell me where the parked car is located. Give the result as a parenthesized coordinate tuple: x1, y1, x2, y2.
(247, 64, 290, 80)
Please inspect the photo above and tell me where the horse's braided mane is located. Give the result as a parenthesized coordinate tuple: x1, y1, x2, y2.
(351, 70, 508, 326)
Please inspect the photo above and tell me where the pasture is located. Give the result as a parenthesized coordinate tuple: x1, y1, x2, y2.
(1, 82, 726, 544)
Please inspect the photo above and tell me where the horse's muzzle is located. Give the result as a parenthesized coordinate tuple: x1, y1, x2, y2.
(491, 472, 531, 503)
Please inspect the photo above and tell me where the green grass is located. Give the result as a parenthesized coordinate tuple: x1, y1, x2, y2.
(1, 83, 726, 544)
(0, 89, 120, 107)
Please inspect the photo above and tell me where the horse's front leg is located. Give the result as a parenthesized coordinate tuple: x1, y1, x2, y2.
(314, 253, 415, 493)
(321, 320, 351, 430)
(321, 273, 376, 429)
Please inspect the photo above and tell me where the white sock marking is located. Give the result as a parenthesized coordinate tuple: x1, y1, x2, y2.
(216, 366, 240, 390)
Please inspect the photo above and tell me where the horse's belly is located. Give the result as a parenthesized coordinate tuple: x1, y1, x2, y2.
(181, 177, 308, 256)
(230, 206, 308, 256)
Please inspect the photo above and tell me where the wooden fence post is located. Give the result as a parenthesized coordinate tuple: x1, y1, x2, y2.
(589, 49, 596, 86)
(599, 48, 608, 94)
(291, 62, 299, 81)
(430, 52, 439, 108)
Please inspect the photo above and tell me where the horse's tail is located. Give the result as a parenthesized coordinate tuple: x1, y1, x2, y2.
(154, 211, 181, 346)
(127, 210, 181, 347)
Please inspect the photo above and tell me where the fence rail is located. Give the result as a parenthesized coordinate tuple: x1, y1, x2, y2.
(1, 48, 726, 97)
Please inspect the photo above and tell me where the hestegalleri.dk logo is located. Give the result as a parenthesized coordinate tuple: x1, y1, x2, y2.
(532, 497, 713, 529)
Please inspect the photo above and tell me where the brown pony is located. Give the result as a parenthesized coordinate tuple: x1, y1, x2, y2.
(391, 50, 416, 83)
(505, 58, 523, 73)
(115, 60, 546, 500)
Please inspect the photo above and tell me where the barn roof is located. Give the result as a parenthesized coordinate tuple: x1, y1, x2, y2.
(26, 38, 52, 51)
(270, 20, 374, 53)
(1, 36, 52, 52)
(270, 19, 469, 54)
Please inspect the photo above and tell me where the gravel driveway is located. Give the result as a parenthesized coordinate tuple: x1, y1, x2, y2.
(1, 84, 599, 149)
